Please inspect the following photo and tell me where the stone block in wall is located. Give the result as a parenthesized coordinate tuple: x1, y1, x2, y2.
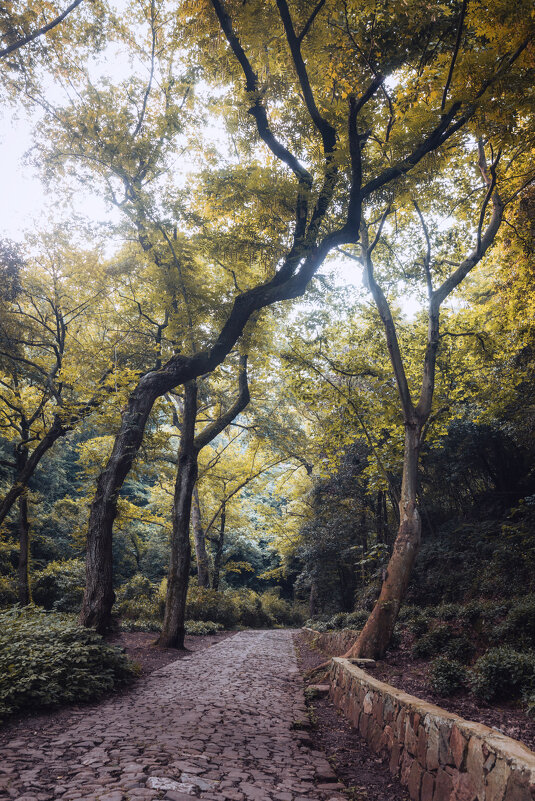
(408, 760, 423, 800)
(421, 770, 435, 801)
(434, 766, 454, 801)
(329, 658, 535, 801)
(485, 757, 510, 801)
(450, 725, 469, 770)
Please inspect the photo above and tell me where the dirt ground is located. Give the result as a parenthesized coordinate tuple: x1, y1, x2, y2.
(294, 631, 411, 801)
(372, 643, 535, 752)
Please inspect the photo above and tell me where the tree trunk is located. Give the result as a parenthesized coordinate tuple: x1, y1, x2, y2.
(191, 486, 210, 588)
(14, 442, 31, 605)
(211, 502, 226, 592)
(0, 416, 67, 527)
(308, 582, 318, 617)
(157, 382, 198, 649)
(80, 381, 159, 632)
(346, 422, 422, 659)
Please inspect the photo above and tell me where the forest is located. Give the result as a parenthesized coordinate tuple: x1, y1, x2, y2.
(0, 0, 534, 726)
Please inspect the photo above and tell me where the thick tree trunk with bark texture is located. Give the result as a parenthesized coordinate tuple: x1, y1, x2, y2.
(80, 382, 158, 632)
(346, 423, 422, 659)
(192, 487, 210, 588)
(157, 382, 198, 649)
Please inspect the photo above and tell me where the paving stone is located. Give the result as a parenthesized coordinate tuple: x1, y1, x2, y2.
(0, 631, 343, 801)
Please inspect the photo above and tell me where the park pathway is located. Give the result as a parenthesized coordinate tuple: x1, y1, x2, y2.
(0, 630, 346, 801)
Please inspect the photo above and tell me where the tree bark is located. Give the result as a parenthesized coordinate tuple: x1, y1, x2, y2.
(157, 381, 198, 649)
(346, 422, 422, 659)
(211, 501, 226, 592)
(156, 359, 250, 647)
(192, 486, 210, 588)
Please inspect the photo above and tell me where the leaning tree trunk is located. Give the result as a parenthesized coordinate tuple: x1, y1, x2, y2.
(157, 382, 199, 649)
(211, 502, 226, 592)
(80, 382, 159, 632)
(192, 487, 210, 588)
(346, 421, 422, 659)
(0, 416, 67, 527)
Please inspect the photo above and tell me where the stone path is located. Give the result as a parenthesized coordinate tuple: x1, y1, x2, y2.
(0, 630, 346, 801)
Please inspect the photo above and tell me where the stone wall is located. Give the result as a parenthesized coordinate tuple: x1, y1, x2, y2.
(330, 657, 535, 801)
(302, 627, 360, 656)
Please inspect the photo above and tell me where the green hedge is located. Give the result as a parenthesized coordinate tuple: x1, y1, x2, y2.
(0, 606, 138, 721)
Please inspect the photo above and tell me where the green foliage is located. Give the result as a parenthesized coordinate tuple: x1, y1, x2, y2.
(32, 559, 85, 612)
(115, 574, 164, 630)
(260, 591, 306, 627)
(412, 624, 453, 658)
(0, 607, 137, 721)
(0, 575, 17, 606)
(184, 620, 223, 635)
(429, 658, 468, 696)
(470, 647, 535, 702)
(490, 597, 535, 650)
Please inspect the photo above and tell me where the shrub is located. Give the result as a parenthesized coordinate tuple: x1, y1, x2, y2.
(408, 615, 430, 637)
(491, 597, 535, 649)
(345, 609, 369, 628)
(429, 657, 467, 695)
(444, 635, 475, 664)
(184, 620, 223, 635)
(412, 624, 453, 658)
(115, 574, 162, 625)
(0, 576, 17, 607)
(0, 606, 138, 721)
(185, 586, 240, 628)
(470, 647, 535, 701)
(260, 592, 305, 627)
(434, 603, 462, 621)
(32, 559, 86, 612)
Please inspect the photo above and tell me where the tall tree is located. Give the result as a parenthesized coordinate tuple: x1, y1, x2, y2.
(156, 353, 250, 648)
(32, 0, 533, 631)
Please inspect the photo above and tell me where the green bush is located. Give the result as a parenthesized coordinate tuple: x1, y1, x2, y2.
(470, 647, 535, 701)
(444, 635, 475, 664)
(408, 615, 430, 637)
(0, 606, 138, 721)
(116, 574, 163, 626)
(186, 586, 241, 628)
(345, 609, 369, 628)
(32, 559, 85, 612)
(184, 620, 223, 635)
(434, 603, 462, 621)
(412, 624, 453, 658)
(260, 591, 305, 627)
(429, 657, 467, 695)
(0, 575, 17, 607)
(491, 597, 535, 649)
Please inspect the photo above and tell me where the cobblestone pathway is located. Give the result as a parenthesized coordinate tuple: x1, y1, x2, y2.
(0, 630, 346, 801)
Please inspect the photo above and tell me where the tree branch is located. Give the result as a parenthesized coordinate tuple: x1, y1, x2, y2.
(0, 0, 84, 58)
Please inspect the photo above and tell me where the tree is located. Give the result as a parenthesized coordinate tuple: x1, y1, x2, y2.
(156, 353, 249, 648)
(31, 0, 533, 632)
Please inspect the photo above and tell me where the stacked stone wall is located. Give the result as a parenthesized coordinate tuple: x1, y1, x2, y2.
(302, 627, 360, 656)
(330, 657, 535, 801)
